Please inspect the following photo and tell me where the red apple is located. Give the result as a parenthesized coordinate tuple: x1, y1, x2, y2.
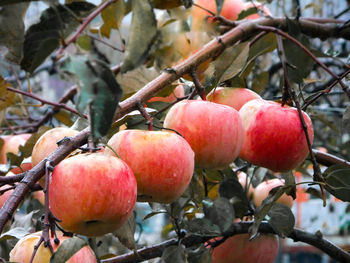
(0, 171, 14, 208)
(9, 158, 32, 174)
(239, 99, 314, 172)
(105, 130, 194, 203)
(211, 233, 279, 263)
(49, 153, 137, 237)
(164, 100, 244, 169)
(0, 133, 31, 164)
(31, 127, 79, 167)
(243, 1, 271, 20)
(192, 0, 245, 31)
(207, 87, 262, 111)
(148, 85, 185, 103)
(253, 178, 294, 208)
(9, 231, 97, 263)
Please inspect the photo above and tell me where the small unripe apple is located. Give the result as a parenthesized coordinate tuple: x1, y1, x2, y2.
(192, 0, 245, 31)
(211, 233, 279, 263)
(105, 130, 194, 203)
(9, 231, 97, 263)
(253, 178, 294, 208)
(31, 127, 79, 167)
(49, 153, 137, 237)
(207, 87, 262, 111)
(164, 100, 244, 169)
(148, 85, 185, 103)
(239, 99, 314, 172)
(243, 1, 271, 20)
(0, 133, 31, 164)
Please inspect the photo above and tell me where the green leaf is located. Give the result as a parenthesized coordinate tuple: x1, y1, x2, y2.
(252, 71, 268, 93)
(250, 186, 285, 239)
(203, 197, 235, 233)
(281, 171, 296, 199)
(187, 244, 212, 263)
(0, 3, 28, 64)
(101, 0, 125, 30)
(324, 164, 350, 202)
(0, 227, 29, 241)
(185, 218, 221, 236)
(143, 210, 167, 220)
(250, 167, 267, 188)
(161, 245, 186, 263)
(50, 237, 88, 263)
(114, 214, 136, 250)
(213, 42, 250, 85)
(121, 0, 158, 73)
(283, 18, 314, 84)
(215, 0, 224, 15)
(21, 2, 95, 73)
(76, 35, 92, 51)
(219, 178, 249, 218)
(117, 65, 160, 98)
(237, 7, 258, 20)
(342, 105, 350, 135)
(63, 55, 123, 140)
(0, 76, 15, 110)
(268, 203, 295, 237)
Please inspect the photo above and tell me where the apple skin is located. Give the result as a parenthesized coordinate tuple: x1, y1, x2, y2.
(0, 173, 14, 208)
(148, 85, 185, 103)
(105, 130, 195, 203)
(192, 0, 245, 31)
(0, 133, 31, 164)
(49, 153, 137, 237)
(211, 233, 279, 263)
(9, 231, 97, 263)
(207, 87, 262, 111)
(243, 1, 271, 20)
(31, 127, 79, 167)
(163, 100, 244, 169)
(239, 99, 314, 172)
(253, 178, 294, 208)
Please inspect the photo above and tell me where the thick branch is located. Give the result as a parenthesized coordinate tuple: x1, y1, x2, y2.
(101, 221, 350, 263)
(313, 149, 350, 168)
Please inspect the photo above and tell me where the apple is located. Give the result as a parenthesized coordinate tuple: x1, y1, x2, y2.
(148, 84, 185, 103)
(9, 157, 32, 174)
(207, 87, 262, 111)
(31, 127, 79, 167)
(0, 133, 31, 164)
(211, 233, 279, 263)
(104, 130, 194, 203)
(33, 190, 45, 206)
(9, 231, 97, 263)
(0, 171, 14, 208)
(239, 99, 314, 172)
(49, 153, 137, 237)
(192, 0, 245, 31)
(243, 1, 271, 20)
(163, 100, 244, 169)
(253, 178, 294, 208)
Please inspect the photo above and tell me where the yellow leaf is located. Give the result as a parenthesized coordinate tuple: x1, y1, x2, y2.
(0, 75, 15, 111)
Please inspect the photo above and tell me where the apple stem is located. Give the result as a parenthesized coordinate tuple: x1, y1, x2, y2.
(137, 101, 153, 131)
(190, 71, 206, 100)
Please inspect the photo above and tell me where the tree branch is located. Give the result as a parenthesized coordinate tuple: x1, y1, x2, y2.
(100, 221, 350, 263)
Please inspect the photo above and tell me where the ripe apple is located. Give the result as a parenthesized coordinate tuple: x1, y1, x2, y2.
(9, 231, 97, 263)
(253, 178, 294, 208)
(31, 127, 79, 167)
(239, 99, 314, 172)
(104, 130, 194, 203)
(9, 157, 32, 174)
(163, 100, 244, 169)
(49, 153, 137, 237)
(0, 133, 31, 164)
(0, 171, 14, 208)
(207, 87, 262, 111)
(148, 85, 185, 103)
(192, 0, 245, 31)
(211, 233, 279, 263)
(243, 1, 271, 20)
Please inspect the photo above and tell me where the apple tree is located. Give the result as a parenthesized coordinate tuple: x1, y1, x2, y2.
(0, 0, 350, 262)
